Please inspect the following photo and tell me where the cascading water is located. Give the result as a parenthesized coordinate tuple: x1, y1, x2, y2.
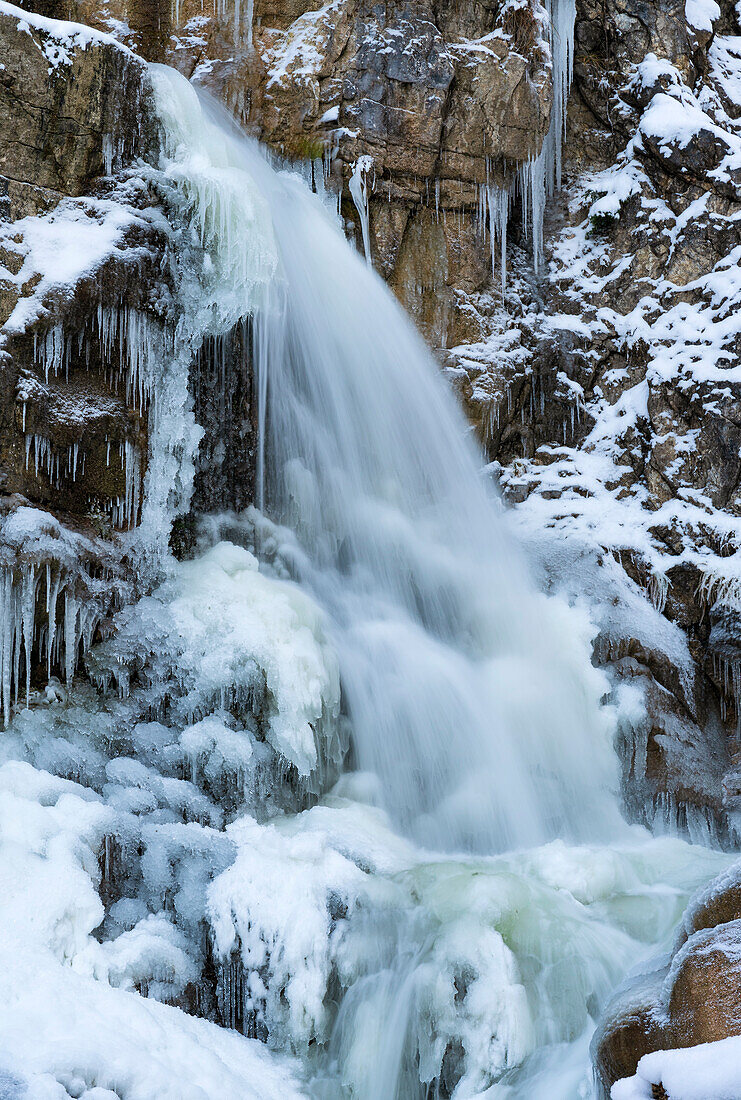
(155, 67, 622, 856)
(126, 64, 731, 1099)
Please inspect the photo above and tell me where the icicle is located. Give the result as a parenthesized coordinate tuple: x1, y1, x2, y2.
(46, 567, 61, 681)
(102, 133, 114, 175)
(35, 325, 65, 382)
(349, 156, 373, 265)
(485, 184, 511, 299)
(12, 582, 21, 708)
(93, 306, 159, 411)
(63, 588, 79, 687)
(517, 157, 547, 274)
(504, 0, 577, 272)
(647, 570, 669, 615)
(123, 441, 142, 528)
(20, 565, 36, 709)
(0, 570, 11, 726)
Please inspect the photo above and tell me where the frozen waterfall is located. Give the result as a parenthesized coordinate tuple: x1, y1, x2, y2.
(127, 64, 733, 1099)
(2, 57, 729, 1100)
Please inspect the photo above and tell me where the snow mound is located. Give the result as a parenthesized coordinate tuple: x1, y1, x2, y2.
(0, 759, 306, 1100)
(612, 1034, 741, 1099)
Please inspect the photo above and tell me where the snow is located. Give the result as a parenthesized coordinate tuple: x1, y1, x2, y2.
(685, 0, 721, 33)
(612, 1035, 741, 1099)
(0, 534, 343, 1094)
(4, 18, 741, 1098)
(1, 200, 143, 335)
(0, 759, 306, 1100)
(493, 41, 741, 697)
(639, 92, 738, 154)
(205, 774, 729, 1093)
(166, 542, 340, 775)
(709, 36, 741, 107)
(0, 678, 727, 1100)
(208, 808, 373, 1047)
(264, 0, 344, 90)
(0, 0, 133, 64)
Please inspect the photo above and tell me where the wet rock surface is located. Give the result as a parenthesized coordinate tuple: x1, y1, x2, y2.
(0, 5, 160, 530)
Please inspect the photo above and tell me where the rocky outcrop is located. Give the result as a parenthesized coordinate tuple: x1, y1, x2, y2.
(41, 0, 554, 347)
(436, 0, 741, 840)
(0, 0, 268, 716)
(0, 4, 146, 203)
(0, 5, 165, 716)
(594, 858, 741, 1095)
(0, 4, 160, 528)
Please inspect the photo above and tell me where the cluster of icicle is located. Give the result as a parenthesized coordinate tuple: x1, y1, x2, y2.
(479, 0, 577, 294)
(172, 0, 254, 48)
(24, 306, 170, 530)
(0, 562, 105, 726)
(698, 565, 741, 737)
(2, 303, 181, 718)
(33, 305, 162, 410)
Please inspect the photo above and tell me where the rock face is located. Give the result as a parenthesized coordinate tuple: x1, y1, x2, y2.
(55, 0, 554, 347)
(594, 859, 741, 1095)
(0, 1, 266, 713)
(0, 7, 167, 718)
(0, 6, 145, 201)
(0, 6, 158, 530)
(443, 0, 741, 842)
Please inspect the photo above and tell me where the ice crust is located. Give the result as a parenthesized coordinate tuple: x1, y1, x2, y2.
(0, 540, 343, 1097)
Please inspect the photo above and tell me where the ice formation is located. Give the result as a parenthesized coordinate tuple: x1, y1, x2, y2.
(483, 0, 577, 285)
(348, 156, 374, 265)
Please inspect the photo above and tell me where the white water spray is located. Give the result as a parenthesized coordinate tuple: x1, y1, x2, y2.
(151, 66, 623, 855)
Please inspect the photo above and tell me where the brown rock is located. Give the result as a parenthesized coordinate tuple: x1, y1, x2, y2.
(593, 970, 669, 1092)
(594, 866, 741, 1094)
(0, 3, 149, 197)
(668, 920, 741, 1046)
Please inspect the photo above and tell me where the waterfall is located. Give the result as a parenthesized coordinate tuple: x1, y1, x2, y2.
(133, 65, 734, 1100)
(151, 64, 623, 855)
